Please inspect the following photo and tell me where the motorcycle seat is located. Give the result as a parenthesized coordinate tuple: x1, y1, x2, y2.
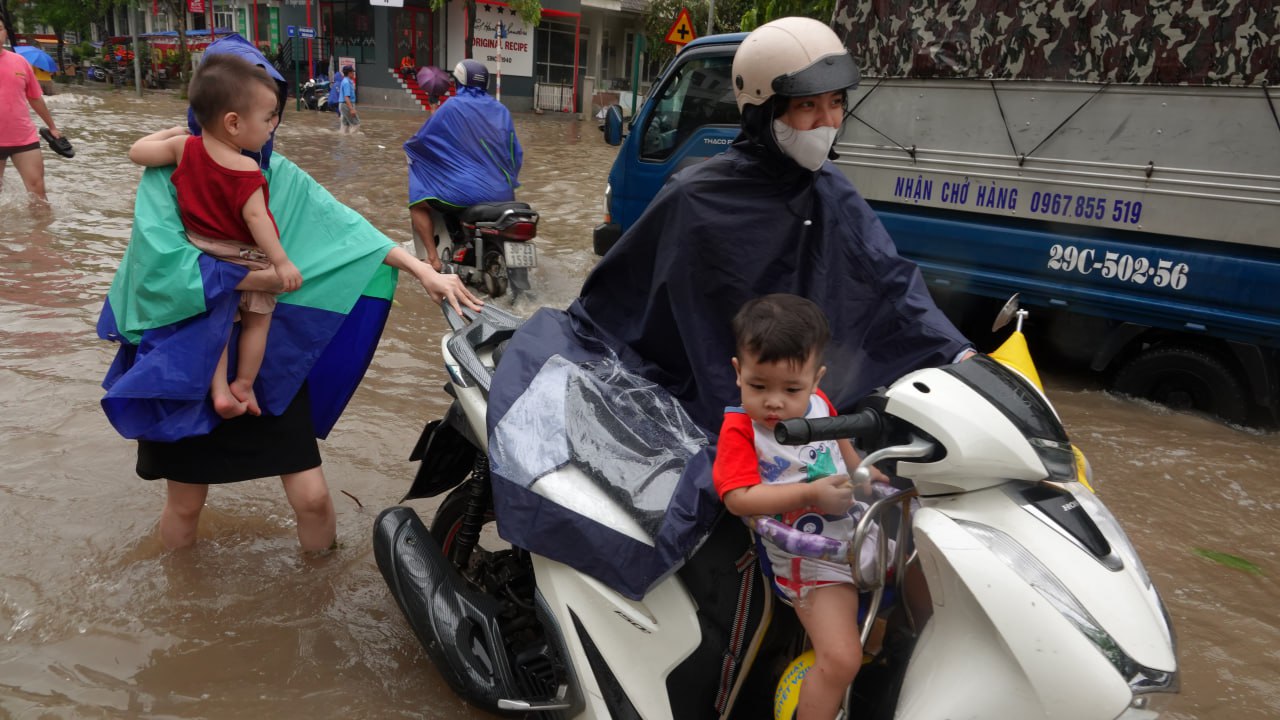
(459, 202, 532, 224)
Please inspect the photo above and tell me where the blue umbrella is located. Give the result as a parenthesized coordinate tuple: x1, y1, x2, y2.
(14, 45, 58, 73)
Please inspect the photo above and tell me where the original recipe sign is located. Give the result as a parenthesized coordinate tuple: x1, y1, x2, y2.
(447, 0, 533, 78)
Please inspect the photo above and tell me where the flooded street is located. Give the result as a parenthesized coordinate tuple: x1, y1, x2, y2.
(1, 87, 1277, 719)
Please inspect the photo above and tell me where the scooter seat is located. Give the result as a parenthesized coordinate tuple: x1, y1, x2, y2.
(460, 202, 532, 224)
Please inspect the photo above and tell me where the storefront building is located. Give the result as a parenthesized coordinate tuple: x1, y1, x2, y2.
(38, 0, 657, 113)
(235, 0, 652, 114)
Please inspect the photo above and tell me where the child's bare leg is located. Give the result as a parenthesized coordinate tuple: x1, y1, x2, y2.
(211, 341, 247, 419)
(159, 480, 210, 549)
(229, 310, 271, 416)
(794, 583, 864, 720)
(281, 467, 336, 552)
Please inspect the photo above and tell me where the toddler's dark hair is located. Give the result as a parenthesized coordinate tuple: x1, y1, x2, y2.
(732, 294, 830, 367)
(188, 53, 279, 130)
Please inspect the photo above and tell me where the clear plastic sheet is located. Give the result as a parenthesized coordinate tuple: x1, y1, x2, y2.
(491, 354, 708, 537)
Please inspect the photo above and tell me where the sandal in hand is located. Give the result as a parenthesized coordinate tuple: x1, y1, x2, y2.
(40, 128, 75, 159)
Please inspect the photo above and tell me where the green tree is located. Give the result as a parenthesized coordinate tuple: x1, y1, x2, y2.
(154, 0, 191, 79)
(9, 0, 116, 73)
(428, 0, 541, 61)
(642, 0, 753, 73)
(738, 0, 833, 32)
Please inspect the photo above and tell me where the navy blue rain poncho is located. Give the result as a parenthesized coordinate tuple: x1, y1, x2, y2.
(486, 102, 970, 599)
(404, 86, 522, 208)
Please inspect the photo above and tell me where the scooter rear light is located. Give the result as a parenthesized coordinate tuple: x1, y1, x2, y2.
(500, 221, 537, 241)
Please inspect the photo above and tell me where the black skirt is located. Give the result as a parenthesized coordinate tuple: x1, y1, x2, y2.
(136, 384, 322, 485)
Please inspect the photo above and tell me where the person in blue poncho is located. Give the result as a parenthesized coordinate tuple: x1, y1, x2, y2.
(98, 34, 482, 553)
(404, 59, 522, 270)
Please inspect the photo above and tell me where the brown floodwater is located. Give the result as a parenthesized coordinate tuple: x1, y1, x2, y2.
(0, 87, 1276, 719)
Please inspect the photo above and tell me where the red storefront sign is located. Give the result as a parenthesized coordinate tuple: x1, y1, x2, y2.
(187, 0, 204, 12)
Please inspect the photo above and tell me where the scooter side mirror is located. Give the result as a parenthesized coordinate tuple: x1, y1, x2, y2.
(991, 293, 1021, 332)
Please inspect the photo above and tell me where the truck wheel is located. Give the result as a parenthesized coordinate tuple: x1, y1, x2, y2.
(1112, 346, 1248, 424)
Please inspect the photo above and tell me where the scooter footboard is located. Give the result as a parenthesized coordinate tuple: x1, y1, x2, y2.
(373, 505, 523, 710)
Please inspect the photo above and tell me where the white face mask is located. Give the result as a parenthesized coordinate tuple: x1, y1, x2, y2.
(772, 119, 838, 171)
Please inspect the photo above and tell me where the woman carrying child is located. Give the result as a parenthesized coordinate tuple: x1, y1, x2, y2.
(100, 36, 480, 552)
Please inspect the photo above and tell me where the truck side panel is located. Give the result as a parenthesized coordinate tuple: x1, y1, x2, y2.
(877, 205, 1280, 347)
(840, 81, 1280, 249)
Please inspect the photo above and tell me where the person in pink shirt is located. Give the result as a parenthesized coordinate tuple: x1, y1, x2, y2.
(0, 21, 67, 203)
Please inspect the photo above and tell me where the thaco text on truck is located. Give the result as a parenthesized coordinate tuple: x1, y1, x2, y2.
(596, 0, 1280, 425)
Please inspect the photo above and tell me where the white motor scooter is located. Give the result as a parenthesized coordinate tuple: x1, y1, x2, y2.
(373, 297, 1178, 720)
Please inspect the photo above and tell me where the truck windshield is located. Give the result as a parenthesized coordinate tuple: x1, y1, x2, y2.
(640, 55, 738, 161)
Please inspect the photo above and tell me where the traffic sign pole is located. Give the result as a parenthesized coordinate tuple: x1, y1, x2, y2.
(495, 21, 503, 102)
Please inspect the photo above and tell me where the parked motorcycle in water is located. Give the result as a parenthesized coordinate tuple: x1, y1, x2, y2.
(300, 77, 331, 111)
(373, 297, 1179, 719)
(411, 202, 539, 298)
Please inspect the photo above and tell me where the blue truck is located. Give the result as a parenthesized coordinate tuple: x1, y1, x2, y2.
(594, 1, 1280, 425)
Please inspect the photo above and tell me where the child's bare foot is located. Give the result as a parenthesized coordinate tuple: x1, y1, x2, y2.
(212, 386, 248, 419)
(229, 378, 262, 416)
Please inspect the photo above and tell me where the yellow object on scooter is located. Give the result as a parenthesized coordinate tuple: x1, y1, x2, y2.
(989, 328, 1094, 492)
(989, 328, 1043, 391)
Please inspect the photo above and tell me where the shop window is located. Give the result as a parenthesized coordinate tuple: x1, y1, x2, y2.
(534, 20, 587, 86)
(323, 0, 374, 64)
(213, 10, 235, 32)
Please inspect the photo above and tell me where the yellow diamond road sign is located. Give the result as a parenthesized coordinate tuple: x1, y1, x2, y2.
(664, 8, 697, 47)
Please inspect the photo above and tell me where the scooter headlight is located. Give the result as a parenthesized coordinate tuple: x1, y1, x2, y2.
(955, 519, 1176, 696)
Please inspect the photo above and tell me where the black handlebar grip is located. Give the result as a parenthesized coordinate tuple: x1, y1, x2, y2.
(774, 409, 882, 445)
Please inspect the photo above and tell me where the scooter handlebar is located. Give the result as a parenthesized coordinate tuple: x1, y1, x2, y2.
(774, 409, 882, 445)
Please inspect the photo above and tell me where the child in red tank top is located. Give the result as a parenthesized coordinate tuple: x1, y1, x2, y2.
(128, 54, 301, 420)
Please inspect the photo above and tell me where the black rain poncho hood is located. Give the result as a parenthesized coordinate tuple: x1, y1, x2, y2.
(485, 116, 969, 599)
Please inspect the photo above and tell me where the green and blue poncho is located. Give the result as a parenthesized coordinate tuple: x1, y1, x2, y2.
(98, 156, 398, 442)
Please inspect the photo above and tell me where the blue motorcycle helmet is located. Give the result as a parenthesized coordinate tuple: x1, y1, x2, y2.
(185, 33, 289, 169)
(453, 59, 489, 91)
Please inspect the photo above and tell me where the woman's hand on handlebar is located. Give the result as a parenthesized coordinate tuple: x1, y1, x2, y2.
(382, 246, 483, 314)
(421, 269, 483, 315)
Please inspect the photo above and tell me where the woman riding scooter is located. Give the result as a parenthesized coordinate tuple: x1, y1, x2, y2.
(485, 15, 971, 599)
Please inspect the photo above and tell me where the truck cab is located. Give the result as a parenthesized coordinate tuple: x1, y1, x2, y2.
(593, 33, 745, 255)
(594, 5, 1280, 426)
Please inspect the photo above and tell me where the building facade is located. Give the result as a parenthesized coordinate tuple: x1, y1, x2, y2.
(82, 0, 659, 113)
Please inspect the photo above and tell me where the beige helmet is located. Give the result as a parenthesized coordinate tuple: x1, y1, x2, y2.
(732, 16, 860, 112)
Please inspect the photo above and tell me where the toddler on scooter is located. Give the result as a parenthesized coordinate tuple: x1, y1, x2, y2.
(128, 53, 302, 419)
(713, 293, 887, 720)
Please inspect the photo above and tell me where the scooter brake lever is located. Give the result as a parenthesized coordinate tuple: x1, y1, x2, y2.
(853, 435, 936, 484)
